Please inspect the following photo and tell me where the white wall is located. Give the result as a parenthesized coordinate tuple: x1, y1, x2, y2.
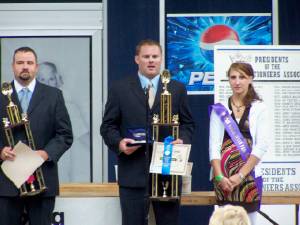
(54, 197, 122, 225)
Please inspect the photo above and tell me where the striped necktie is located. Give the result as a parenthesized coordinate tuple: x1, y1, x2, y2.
(148, 82, 155, 108)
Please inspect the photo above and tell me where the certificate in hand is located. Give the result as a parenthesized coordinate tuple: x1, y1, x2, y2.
(1, 141, 44, 188)
(149, 141, 191, 176)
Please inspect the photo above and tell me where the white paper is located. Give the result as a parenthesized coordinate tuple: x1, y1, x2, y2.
(185, 162, 193, 176)
(150, 142, 191, 176)
(1, 141, 44, 188)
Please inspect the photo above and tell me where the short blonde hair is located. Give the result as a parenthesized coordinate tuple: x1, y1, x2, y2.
(209, 205, 251, 225)
(135, 39, 162, 56)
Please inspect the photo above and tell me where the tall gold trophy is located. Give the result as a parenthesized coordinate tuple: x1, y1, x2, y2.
(151, 70, 179, 201)
(1, 82, 46, 196)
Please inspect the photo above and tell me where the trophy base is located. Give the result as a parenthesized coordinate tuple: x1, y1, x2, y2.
(150, 196, 180, 202)
(20, 187, 47, 197)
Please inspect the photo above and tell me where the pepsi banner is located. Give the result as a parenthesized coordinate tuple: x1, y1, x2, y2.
(166, 13, 272, 94)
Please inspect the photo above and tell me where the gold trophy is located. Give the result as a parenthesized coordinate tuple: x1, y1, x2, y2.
(1, 82, 46, 196)
(151, 69, 179, 201)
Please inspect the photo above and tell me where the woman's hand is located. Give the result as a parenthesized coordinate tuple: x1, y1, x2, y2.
(229, 173, 244, 189)
(218, 176, 234, 192)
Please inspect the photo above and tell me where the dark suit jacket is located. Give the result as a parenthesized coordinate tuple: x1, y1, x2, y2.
(0, 81, 73, 197)
(100, 75, 194, 188)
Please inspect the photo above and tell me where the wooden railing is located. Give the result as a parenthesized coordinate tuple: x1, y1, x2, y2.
(59, 183, 300, 224)
(59, 183, 300, 205)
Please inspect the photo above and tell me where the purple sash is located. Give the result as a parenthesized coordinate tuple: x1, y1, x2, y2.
(210, 103, 263, 203)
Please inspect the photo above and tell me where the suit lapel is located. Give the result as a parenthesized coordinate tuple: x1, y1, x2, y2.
(151, 77, 162, 111)
(27, 82, 45, 115)
(130, 75, 148, 107)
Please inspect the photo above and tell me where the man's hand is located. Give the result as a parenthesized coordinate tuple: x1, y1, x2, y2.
(36, 150, 49, 161)
(171, 138, 183, 145)
(119, 138, 141, 155)
(0, 146, 16, 161)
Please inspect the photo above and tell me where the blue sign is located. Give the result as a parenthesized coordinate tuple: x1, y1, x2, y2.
(166, 14, 272, 94)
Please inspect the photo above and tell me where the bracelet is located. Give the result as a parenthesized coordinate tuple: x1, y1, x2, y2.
(215, 174, 224, 182)
(238, 172, 245, 181)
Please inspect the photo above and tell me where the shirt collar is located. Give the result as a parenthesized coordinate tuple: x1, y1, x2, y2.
(14, 79, 36, 93)
(138, 72, 160, 91)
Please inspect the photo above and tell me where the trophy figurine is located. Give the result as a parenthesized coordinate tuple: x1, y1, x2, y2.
(151, 69, 179, 201)
(162, 181, 169, 198)
(1, 82, 47, 196)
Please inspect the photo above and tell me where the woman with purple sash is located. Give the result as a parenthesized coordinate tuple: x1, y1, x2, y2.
(209, 62, 270, 224)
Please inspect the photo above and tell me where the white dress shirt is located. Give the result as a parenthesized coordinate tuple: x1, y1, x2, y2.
(14, 78, 36, 94)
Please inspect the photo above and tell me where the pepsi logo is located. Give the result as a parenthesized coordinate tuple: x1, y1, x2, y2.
(199, 25, 240, 63)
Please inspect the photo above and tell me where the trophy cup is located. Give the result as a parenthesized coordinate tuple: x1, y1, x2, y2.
(151, 69, 180, 201)
(162, 181, 169, 198)
(1, 82, 47, 196)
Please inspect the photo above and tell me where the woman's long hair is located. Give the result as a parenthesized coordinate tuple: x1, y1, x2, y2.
(227, 62, 261, 107)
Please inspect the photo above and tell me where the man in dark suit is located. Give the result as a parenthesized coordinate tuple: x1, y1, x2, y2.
(100, 39, 194, 225)
(0, 46, 73, 225)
